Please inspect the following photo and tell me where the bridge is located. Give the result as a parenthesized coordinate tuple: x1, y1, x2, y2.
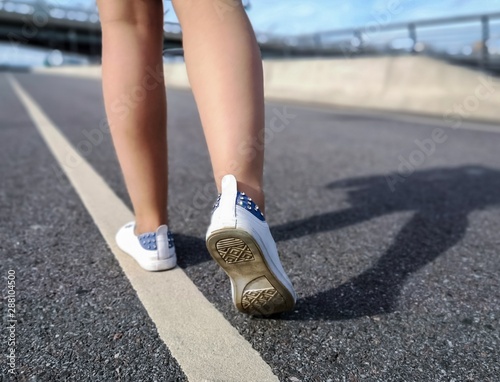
(0, 0, 182, 57)
(2, 0, 500, 70)
(262, 12, 500, 70)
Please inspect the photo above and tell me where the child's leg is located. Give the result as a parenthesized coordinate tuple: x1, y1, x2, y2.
(97, 0, 168, 234)
(172, 0, 266, 212)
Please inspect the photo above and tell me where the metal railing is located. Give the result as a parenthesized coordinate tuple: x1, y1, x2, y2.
(258, 12, 500, 70)
(0, 0, 184, 56)
(0, 0, 99, 25)
(2, 1, 500, 71)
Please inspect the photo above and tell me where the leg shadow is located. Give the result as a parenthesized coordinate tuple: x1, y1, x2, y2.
(276, 165, 500, 320)
(292, 209, 468, 320)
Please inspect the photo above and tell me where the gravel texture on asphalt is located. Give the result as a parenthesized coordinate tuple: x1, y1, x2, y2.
(5, 71, 500, 382)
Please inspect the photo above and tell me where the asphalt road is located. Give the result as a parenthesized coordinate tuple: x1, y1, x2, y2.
(1, 71, 499, 382)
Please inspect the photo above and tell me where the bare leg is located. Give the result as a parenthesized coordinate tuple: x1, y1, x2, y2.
(97, 0, 168, 233)
(172, 0, 266, 212)
(173, 1, 296, 314)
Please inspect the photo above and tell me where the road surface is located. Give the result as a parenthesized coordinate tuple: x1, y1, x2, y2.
(1, 71, 499, 381)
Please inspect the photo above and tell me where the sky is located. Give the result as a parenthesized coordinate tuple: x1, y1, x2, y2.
(240, 0, 500, 36)
(17, 0, 500, 36)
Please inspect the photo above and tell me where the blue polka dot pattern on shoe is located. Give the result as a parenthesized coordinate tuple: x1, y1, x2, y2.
(236, 191, 265, 221)
(138, 232, 158, 251)
(211, 193, 221, 214)
(211, 191, 266, 221)
(138, 230, 175, 251)
(167, 230, 175, 249)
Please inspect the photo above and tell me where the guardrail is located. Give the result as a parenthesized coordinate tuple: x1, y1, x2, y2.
(1, 1, 499, 71)
(258, 12, 500, 70)
(0, 0, 182, 56)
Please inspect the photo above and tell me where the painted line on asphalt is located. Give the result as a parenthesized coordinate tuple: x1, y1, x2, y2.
(7, 74, 279, 382)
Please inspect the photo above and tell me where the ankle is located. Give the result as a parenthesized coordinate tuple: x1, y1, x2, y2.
(134, 216, 168, 235)
(235, 183, 265, 215)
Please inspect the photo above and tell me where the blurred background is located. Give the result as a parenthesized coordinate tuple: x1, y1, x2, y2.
(1, 0, 499, 70)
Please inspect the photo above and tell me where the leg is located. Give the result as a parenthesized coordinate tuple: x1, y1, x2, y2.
(172, 0, 266, 212)
(97, 0, 167, 233)
(174, 1, 296, 315)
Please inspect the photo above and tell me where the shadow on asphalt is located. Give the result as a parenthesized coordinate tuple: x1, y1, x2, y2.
(272, 165, 500, 320)
(174, 234, 211, 268)
(173, 165, 500, 321)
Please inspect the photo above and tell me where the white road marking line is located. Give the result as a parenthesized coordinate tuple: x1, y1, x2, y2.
(7, 74, 279, 382)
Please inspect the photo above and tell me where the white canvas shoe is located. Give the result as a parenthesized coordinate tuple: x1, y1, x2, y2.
(206, 174, 297, 315)
(116, 221, 177, 271)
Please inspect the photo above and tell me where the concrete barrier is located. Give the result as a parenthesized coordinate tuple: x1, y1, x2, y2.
(34, 56, 500, 124)
(261, 56, 500, 124)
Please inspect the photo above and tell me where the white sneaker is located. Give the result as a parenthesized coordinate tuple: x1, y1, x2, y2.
(116, 221, 177, 271)
(206, 174, 297, 315)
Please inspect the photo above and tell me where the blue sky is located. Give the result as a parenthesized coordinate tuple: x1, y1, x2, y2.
(241, 0, 500, 36)
(34, 0, 500, 36)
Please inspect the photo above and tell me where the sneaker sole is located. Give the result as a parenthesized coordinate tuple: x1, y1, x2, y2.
(206, 228, 295, 316)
